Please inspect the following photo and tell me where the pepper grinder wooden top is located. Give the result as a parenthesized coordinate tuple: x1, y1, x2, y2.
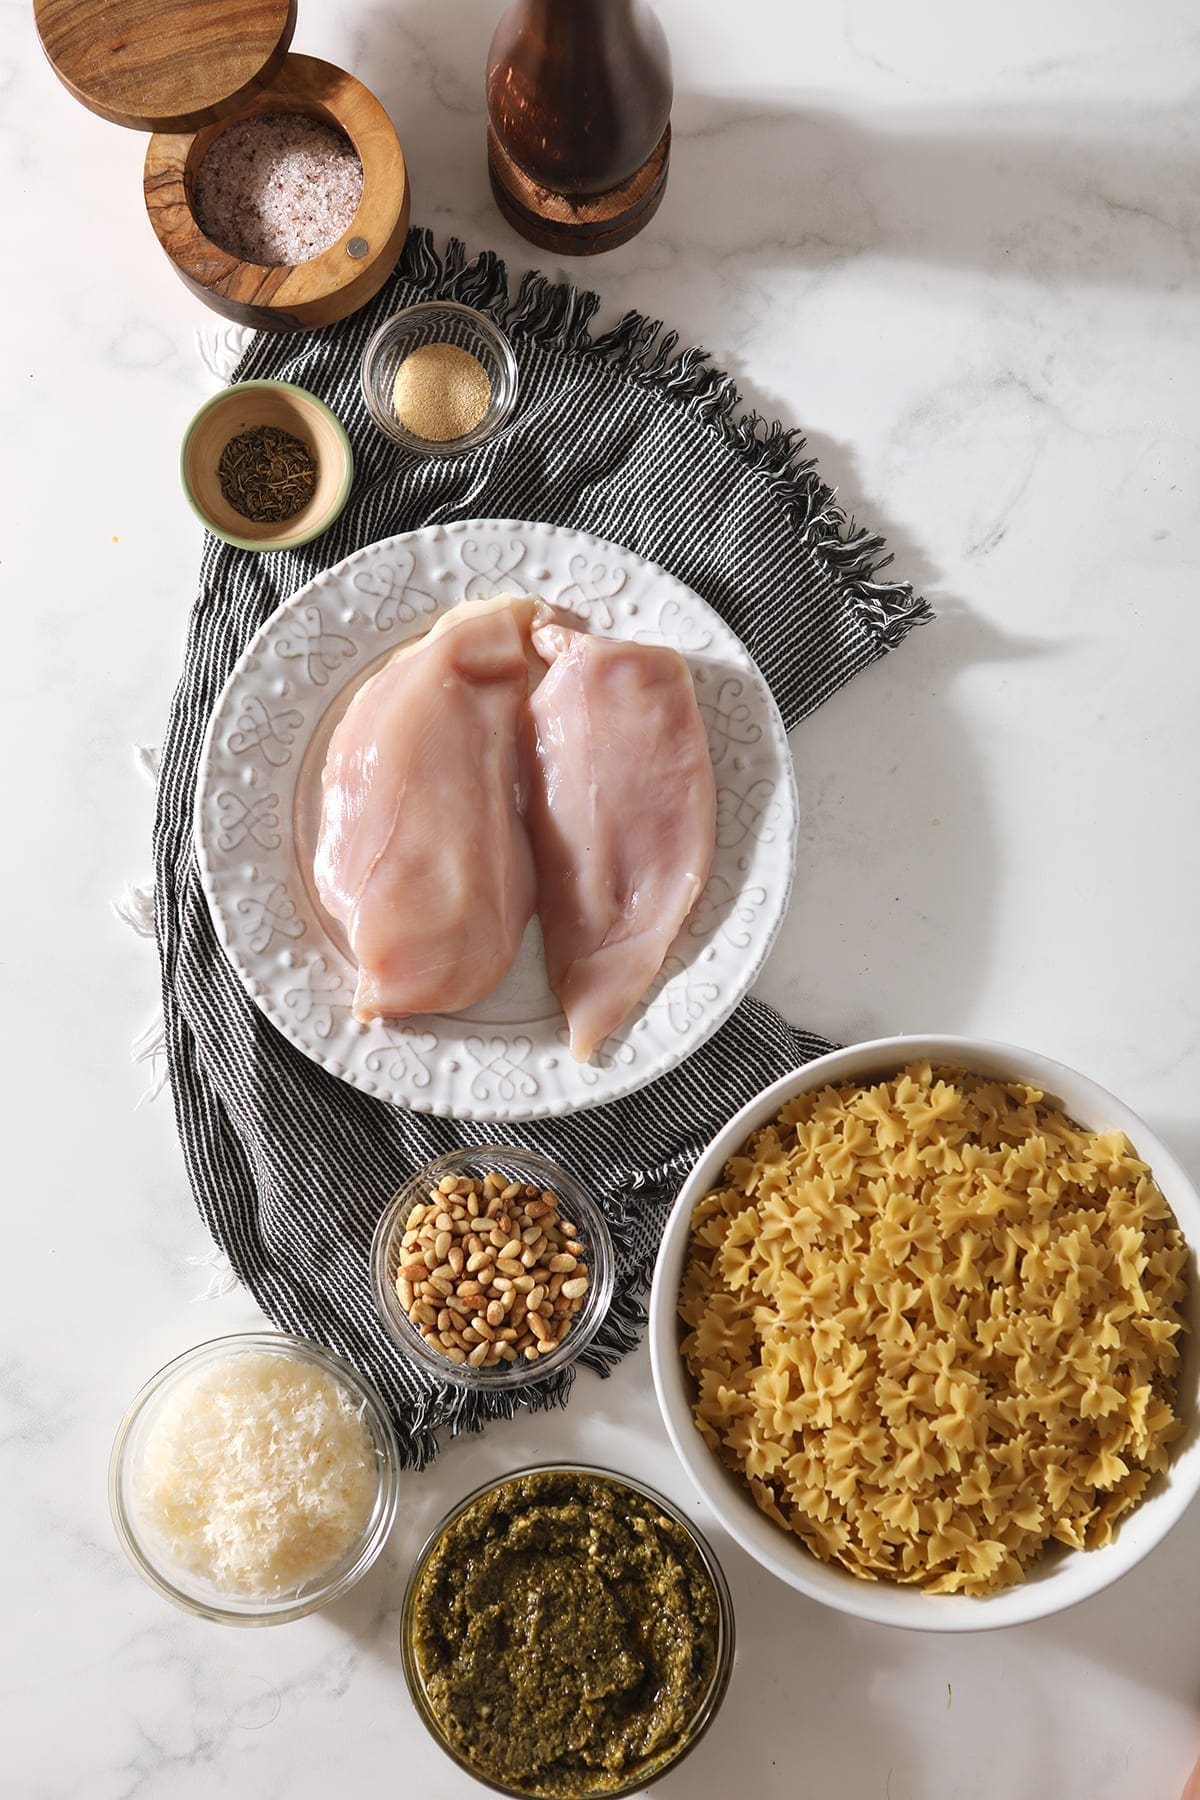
(486, 0, 672, 255)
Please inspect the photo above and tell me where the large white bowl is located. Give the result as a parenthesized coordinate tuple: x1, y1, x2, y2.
(649, 1035, 1200, 1632)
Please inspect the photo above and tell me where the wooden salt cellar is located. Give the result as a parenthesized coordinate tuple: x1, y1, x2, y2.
(486, 0, 673, 256)
(144, 57, 410, 332)
(35, 0, 410, 332)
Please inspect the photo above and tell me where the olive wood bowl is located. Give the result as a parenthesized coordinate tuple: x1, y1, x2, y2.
(144, 54, 410, 332)
(180, 380, 353, 552)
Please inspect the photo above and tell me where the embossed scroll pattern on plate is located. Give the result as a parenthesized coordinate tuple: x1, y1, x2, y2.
(196, 520, 798, 1120)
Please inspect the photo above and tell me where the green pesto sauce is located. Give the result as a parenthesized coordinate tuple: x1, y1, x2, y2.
(411, 1470, 722, 1797)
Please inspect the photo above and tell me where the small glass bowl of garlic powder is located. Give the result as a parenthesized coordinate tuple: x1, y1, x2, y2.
(110, 1332, 400, 1625)
(360, 301, 519, 455)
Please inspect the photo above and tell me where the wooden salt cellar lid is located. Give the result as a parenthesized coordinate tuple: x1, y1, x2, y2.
(34, 0, 297, 132)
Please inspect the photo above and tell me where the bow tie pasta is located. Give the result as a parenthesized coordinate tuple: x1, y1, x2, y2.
(679, 1064, 1187, 1595)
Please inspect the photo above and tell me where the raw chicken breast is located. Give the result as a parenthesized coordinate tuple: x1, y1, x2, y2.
(314, 595, 537, 1022)
(524, 622, 717, 1061)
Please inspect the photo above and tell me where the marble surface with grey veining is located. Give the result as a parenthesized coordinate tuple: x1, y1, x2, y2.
(3, 1, 1200, 1795)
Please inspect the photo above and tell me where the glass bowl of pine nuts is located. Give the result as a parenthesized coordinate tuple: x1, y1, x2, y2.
(370, 1147, 616, 1389)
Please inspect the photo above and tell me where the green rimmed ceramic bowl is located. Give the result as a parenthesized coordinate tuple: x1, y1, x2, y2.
(181, 379, 354, 552)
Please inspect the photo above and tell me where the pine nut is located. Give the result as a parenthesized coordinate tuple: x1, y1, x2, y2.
(394, 1165, 590, 1369)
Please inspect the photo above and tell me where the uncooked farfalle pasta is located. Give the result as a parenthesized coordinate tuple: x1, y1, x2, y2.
(679, 1064, 1188, 1594)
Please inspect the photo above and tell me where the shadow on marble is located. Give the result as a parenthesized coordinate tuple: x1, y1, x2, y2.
(651, 1523, 1074, 1800)
(667, 93, 1200, 293)
(1150, 1118, 1200, 1191)
(769, 573, 1058, 1044)
(334, 9, 1200, 304)
(1032, 1498, 1200, 1712)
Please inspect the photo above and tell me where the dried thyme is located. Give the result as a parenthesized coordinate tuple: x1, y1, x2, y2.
(217, 425, 317, 524)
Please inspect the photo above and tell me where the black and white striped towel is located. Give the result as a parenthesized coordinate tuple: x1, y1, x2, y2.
(154, 230, 930, 1465)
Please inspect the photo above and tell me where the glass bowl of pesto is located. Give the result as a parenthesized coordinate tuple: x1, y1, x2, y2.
(371, 1147, 616, 1391)
(400, 1463, 736, 1798)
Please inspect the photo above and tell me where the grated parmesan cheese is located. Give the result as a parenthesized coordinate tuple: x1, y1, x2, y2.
(134, 1350, 379, 1598)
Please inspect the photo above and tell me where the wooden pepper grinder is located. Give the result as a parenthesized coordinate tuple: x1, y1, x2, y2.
(486, 0, 672, 255)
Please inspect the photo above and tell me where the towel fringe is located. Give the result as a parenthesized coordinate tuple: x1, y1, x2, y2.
(185, 1246, 241, 1302)
(112, 880, 156, 939)
(116, 743, 167, 1105)
(391, 229, 930, 650)
(134, 743, 162, 784)
(132, 1012, 169, 1108)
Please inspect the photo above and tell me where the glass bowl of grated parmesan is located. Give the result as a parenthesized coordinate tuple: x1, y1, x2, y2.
(109, 1332, 401, 1625)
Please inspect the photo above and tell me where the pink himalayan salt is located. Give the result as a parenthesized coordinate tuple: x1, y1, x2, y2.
(194, 113, 363, 268)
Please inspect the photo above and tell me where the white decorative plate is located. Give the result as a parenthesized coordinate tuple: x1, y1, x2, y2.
(194, 520, 798, 1120)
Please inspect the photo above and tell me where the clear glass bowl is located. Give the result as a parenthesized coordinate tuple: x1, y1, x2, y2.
(359, 300, 519, 454)
(109, 1331, 401, 1626)
(400, 1463, 736, 1799)
(371, 1146, 615, 1391)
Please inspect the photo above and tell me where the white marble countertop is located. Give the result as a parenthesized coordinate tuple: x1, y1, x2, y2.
(5, 0, 1200, 1794)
